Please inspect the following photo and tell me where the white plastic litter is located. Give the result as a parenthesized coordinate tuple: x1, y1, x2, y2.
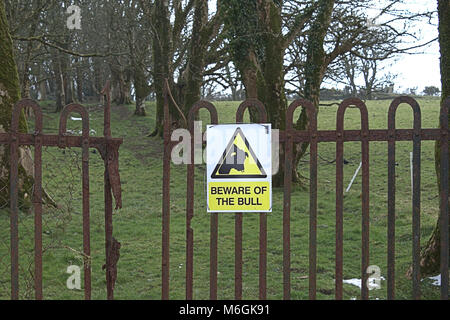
(343, 278, 363, 288)
(65, 129, 96, 135)
(71, 117, 82, 121)
(346, 162, 362, 193)
(425, 274, 441, 287)
(342, 276, 385, 290)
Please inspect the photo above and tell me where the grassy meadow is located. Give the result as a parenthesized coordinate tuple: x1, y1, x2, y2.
(0, 97, 445, 300)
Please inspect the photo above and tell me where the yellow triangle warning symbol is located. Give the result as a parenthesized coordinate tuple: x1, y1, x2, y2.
(211, 128, 267, 179)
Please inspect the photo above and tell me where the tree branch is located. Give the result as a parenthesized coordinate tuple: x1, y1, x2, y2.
(12, 35, 127, 58)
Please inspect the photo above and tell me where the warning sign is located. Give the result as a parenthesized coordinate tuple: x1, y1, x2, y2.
(211, 128, 267, 179)
(207, 124, 272, 213)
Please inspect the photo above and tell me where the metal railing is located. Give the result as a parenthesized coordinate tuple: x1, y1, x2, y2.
(0, 82, 122, 300)
(161, 83, 450, 300)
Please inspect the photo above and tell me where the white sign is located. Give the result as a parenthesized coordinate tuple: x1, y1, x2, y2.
(207, 124, 272, 213)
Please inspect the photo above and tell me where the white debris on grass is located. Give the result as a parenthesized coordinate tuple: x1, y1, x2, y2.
(343, 278, 363, 288)
(424, 274, 441, 286)
(71, 117, 82, 121)
(350, 297, 380, 300)
(65, 129, 97, 135)
(341, 276, 386, 290)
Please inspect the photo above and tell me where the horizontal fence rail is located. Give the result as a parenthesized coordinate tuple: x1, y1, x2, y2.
(162, 93, 450, 300)
(0, 81, 123, 300)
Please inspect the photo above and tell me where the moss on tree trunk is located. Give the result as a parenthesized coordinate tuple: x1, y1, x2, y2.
(0, 0, 34, 208)
(293, 0, 335, 185)
(182, 0, 208, 117)
(150, 0, 175, 137)
(419, 0, 450, 277)
(222, 1, 288, 186)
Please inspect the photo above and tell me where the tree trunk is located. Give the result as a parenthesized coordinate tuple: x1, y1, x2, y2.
(123, 71, 132, 105)
(64, 75, 75, 105)
(36, 63, 47, 101)
(111, 67, 132, 106)
(134, 96, 146, 116)
(52, 52, 65, 112)
(419, 0, 450, 277)
(293, 0, 335, 185)
(59, 41, 74, 106)
(75, 58, 83, 103)
(259, 2, 288, 187)
(150, 0, 174, 137)
(133, 63, 151, 117)
(182, 0, 208, 116)
(0, 0, 34, 208)
(222, 1, 288, 186)
(38, 80, 47, 101)
(93, 58, 103, 102)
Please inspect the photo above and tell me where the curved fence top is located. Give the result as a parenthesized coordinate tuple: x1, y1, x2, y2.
(286, 99, 317, 131)
(58, 103, 90, 145)
(337, 98, 369, 134)
(11, 99, 43, 134)
(236, 99, 267, 123)
(187, 100, 219, 129)
(388, 96, 421, 133)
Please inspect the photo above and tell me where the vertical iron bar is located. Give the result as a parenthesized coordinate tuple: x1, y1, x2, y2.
(285, 100, 316, 300)
(187, 101, 218, 300)
(34, 132, 43, 300)
(33, 102, 44, 300)
(102, 84, 114, 300)
(309, 113, 318, 300)
(336, 99, 370, 300)
(235, 213, 243, 300)
(104, 160, 113, 300)
(186, 122, 195, 300)
(59, 103, 93, 300)
(412, 114, 421, 301)
(283, 129, 292, 300)
(335, 130, 344, 300)
(234, 100, 267, 300)
(361, 127, 370, 301)
(387, 105, 396, 300)
(388, 97, 422, 300)
(210, 213, 218, 300)
(162, 80, 171, 300)
(10, 113, 19, 300)
(10, 100, 45, 299)
(440, 99, 449, 300)
(14, 100, 44, 300)
(81, 122, 91, 300)
(259, 213, 267, 300)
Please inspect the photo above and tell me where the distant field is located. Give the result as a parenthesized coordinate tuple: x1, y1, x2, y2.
(0, 97, 444, 300)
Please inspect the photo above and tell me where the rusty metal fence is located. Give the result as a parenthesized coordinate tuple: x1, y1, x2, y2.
(162, 80, 450, 300)
(0, 82, 122, 300)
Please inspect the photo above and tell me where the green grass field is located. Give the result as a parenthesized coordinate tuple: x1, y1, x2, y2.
(0, 97, 445, 300)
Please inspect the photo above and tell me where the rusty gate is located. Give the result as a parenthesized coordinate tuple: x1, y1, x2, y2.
(162, 79, 450, 300)
(0, 82, 122, 300)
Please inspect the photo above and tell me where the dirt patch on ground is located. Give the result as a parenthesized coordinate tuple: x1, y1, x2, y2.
(112, 104, 163, 164)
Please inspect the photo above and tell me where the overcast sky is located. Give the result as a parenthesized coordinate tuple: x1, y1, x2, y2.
(208, 0, 441, 94)
(380, 0, 441, 93)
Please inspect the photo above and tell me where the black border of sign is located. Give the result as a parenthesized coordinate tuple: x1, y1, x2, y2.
(211, 127, 267, 179)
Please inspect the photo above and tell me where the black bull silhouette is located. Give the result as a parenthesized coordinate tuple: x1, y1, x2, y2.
(218, 144, 249, 174)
